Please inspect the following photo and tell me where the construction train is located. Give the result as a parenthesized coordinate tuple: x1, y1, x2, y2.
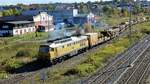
(38, 17, 150, 64)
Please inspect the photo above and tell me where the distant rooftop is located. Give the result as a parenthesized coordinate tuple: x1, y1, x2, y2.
(75, 13, 94, 17)
(6, 21, 33, 24)
(75, 14, 88, 17)
(0, 15, 33, 22)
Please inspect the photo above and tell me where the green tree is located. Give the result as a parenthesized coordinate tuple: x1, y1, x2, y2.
(2, 10, 10, 16)
(79, 2, 89, 13)
(48, 4, 55, 11)
(102, 5, 112, 15)
(113, 0, 120, 4)
(0, 12, 3, 17)
(112, 8, 119, 16)
(74, 2, 79, 9)
(17, 3, 29, 10)
(2, 8, 21, 16)
(121, 0, 134, 3)
(13, 9, 19, 15)
(84, 23, 94, 33)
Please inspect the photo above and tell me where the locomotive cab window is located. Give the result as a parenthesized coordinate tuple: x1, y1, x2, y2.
(39, 45, 49, 53)
(51, 48, 55, 51)
(62, 46, 64, 48)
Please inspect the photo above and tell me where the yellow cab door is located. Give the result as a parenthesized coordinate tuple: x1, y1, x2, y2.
(50, 48, 57, 60)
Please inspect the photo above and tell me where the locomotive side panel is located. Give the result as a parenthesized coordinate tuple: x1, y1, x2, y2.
(54, 38, 88, 59)
(49, 36, 89, 60)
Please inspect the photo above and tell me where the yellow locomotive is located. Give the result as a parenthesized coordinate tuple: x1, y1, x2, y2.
(38, 35, 89, 63)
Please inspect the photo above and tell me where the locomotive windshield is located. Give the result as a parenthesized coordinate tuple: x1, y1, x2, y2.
(39, 45, 49, 53)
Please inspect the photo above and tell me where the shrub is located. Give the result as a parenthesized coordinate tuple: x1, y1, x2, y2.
(141, 28, 150, 34)
(75, 63, 96, 76)
(16, 49, 31, 57)
(113, 38, 130, 48)
(63, 69, 78, 76)
(100, 44, 117, 56)
(47, 70, 63, 80)
(5, 58, 24, 71)
(0, 71, 8, 79)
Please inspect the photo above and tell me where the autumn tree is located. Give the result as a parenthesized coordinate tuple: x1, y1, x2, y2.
(84, 23, 94, 33)
(121, 8, 129, 17)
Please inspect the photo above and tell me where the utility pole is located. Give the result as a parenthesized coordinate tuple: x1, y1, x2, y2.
(48, 15, 50, 38)
(129, 3, 132, 44)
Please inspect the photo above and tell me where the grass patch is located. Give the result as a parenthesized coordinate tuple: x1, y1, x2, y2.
(102, 16, 129, 26)
(0, 42, 40, 75)
(0, 32, 48, 48)
(0, 32, 47, 79)
(4, 58, 25, 71)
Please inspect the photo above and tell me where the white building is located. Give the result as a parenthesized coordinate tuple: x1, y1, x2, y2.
(33, 12, 54, 32)
(73, 13, 96, 26)
(0, 21, 35, 36)
(48, 9, 78, 24)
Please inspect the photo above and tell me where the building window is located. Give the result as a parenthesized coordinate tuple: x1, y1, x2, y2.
(32, 28, 35, 31)
(15, 30, 18, 33)
(24, 29, 26, 33)
(2, 25, 9, 29)
(20, 30, 22, 34)
(51, 48, 54, 51)
(29, 29, 31, 32)
(62, 46, 64, 48)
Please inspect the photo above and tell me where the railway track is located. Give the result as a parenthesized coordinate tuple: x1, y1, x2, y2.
(1, 75, 25, 84)
(0, 72, 31, 84)
(115, 47, 150, 84)
(80, 34, 150, 84)
(0, 68, 49, 84)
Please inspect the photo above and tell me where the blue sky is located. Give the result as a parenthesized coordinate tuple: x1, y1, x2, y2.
(0, 0, 111, 5)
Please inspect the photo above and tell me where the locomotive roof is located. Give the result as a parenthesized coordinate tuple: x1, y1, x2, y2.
(85, 33, 98, 35)
(49, 36, 88, 48)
